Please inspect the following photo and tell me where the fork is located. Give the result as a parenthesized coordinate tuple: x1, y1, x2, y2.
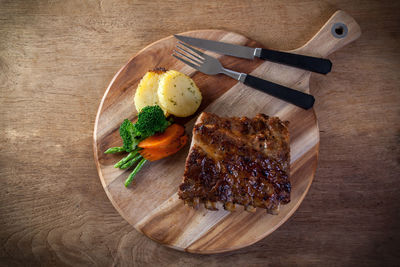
(173, 41, 315, 110)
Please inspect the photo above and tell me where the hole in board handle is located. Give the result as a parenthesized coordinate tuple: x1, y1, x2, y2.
(335, 27, 343, 35)
(331, 22, 348, 38)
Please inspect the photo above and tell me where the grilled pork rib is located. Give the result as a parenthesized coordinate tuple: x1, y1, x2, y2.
(178, 112, 290, 214)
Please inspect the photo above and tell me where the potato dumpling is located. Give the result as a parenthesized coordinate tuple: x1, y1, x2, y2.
(157, 70, 202, 117)
(134, 68, 166, 113)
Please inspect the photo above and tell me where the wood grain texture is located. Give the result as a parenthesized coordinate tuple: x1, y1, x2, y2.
(94, 11, 360, 253)
(1, 0, 399, 265)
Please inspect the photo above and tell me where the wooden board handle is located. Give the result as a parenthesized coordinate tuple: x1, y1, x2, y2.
(295, 10, 361, 58)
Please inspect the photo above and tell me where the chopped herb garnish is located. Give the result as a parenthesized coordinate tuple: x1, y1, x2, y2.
(168, 98, 177, 106)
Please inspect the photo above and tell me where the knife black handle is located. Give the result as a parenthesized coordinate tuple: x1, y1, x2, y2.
(259, 49, 332, 74)
(243, 74, 315, 109)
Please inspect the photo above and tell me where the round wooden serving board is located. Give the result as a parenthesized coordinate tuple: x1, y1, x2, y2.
(94, 11, 360, 254)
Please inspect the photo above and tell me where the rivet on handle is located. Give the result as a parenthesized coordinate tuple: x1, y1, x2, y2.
(331, 22, 348, 38)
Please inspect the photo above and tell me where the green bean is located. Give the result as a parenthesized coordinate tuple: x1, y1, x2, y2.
(114, 150, 138, 168)
(120, 154, 143, 169)
(104, 147, 125, 154)
(124, 158, 147, 187)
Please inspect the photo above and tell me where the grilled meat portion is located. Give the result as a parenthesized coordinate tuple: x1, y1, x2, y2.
(178, 112, 290, 214)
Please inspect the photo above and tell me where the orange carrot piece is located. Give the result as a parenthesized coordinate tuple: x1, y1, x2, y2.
(140, 134, 188, 161)
(138, 124, 185, 149)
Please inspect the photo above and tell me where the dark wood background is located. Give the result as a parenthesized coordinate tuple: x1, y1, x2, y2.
(1, 0, 399, 266)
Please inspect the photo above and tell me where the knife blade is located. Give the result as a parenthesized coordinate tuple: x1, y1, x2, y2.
(174, 34, 332, 74)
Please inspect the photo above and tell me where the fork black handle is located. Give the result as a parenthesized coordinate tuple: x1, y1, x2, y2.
(243, 75, 315, 109)
(259, 49, 332, 74)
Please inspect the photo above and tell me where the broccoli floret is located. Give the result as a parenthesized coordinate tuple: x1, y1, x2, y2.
(119, 119, 140, 152)
(134, 105, 169, 137)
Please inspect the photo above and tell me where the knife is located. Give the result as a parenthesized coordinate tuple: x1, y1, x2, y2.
(174, 35, 332, 74)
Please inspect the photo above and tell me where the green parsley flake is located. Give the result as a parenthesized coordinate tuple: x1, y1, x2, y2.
(169, 98, 177, 106)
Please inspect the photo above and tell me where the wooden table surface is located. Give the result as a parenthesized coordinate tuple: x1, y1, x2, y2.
(1, 0, 399, 266)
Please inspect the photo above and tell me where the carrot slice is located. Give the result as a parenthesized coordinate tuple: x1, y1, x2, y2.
(140, 134, 188, 161)
(138, 124, 185, 149)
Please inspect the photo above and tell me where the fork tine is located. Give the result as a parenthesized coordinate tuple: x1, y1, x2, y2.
(178, 41, 205, 57)
(172, 54, 201, 70)
(173, 49, 203, 65)
(176, 45, 204, 61)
